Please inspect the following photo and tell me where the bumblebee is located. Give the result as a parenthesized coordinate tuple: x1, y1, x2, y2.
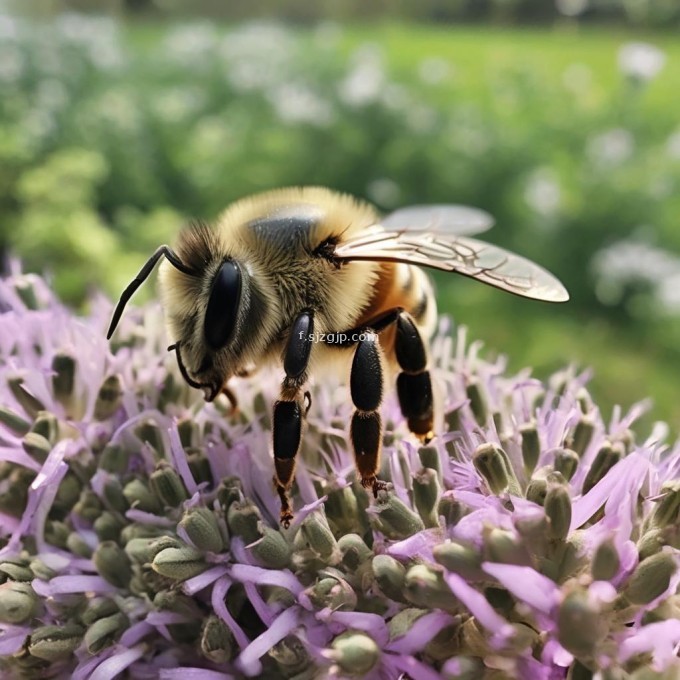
(108, 187, 568, 526)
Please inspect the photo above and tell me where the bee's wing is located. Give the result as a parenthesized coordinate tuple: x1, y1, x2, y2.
(381, 205, 494, 235)
(333, 228, 569, 303)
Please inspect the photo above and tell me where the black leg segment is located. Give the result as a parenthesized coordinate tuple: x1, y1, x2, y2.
(350, 333, 383, 412)
(284, 310, 314, 380)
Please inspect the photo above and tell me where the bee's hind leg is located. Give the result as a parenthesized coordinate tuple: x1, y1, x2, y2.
(349, 332, 388, 497)
(272, 311, 314, 528)
(394, 311, 434, 443)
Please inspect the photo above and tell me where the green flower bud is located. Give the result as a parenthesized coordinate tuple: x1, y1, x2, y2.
(0, 406, 31, 436)
(29, 559, 55, 581)
(520, 421, 541, 475)
(81, 598, 119, 626)
(187, 450, 213, 486)
(433, 541, 483, 581)
(307, 576, 357, 611)
(437, 492, 465, 526)
(0, 581, 37, 623)
(404, 564, 459, 612)
(216, 477, 242, 513)
(418, 445, 442, 479)
(150, 463, 189, 508)
(123, 478, 162, 514)
(124, 537, 159, 564)
(152, 545, 208, 581)
(98, 443, 130, 474)
(298, 512, 338, 560)
(637, 528, 664, 560)
(526, 476, 548, 506)
(45, 520, 69, 548)
(623, 551, 677, 605)
(372, 554, 407, 603)
(484, 528, 526, 565)
(554, 448, 579, 482)
(473, 443, 508, 495)
(445, 405, 463, 433)
(9, 376, 45, 419)
(325, 485, 363, 536)
(568, 416, 595, 457)
(329, 631, 380, 675)
(337, 533, 372, 572)
(557, 590, 605, 658)
(201, 615, 234, 664)
(51, 353, 78, 416)
(251, 526, 291, 569)
(94, 374, 123, 420)
(413, 467, 441, 528)
(13, 275, 41, 309)
(545, 483, 572, 541)
(650, 481, 680, 529)
(591, 539, 620, 581)
(28, 624, 84, 661)
(73, 489, 103, 522)
(103, 478, 130, 514)
(30, 410, 58, 444)
(93, 541, 132, 588)
(84, 612, 128, 654)
(119, 522, 166, 543)
(93, 511, 124, 542)
(582, 442, 621, 495)
(179, 507, 225, 553)
(22, 432, 51, 463)
(388, 607, 428, 639)
(269, 634, 309, 675)
(66, 532, 93, 558)
(370, 492, 425, 540)
(466, 378, 489, 426)
(492, 411, 505, 437)
(0, 561, 33, 582)
(135, 419, 165, 457)
(53, 471, 81, 515)
(227, 500, 262, 544)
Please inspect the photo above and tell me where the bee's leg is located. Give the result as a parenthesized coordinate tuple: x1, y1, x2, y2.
(349, 332, 388, 497)
(394, 311, 434, 442)
(272, 311, 314, 528)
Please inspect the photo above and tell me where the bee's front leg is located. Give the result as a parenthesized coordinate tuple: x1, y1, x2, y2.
(394, 311, 434, 442)
(272, 310, 314, 528)
(349, 332, 388, 497)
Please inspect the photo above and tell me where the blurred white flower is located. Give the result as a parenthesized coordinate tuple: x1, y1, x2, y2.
(338, 45, 385, 107)
(163, 22, 220, 64)
(657, 271, 680, 314)
(524, 167, 561, 218)
(618, 42, 666, 83)
(267, 84, 334, 127)
(562, 63, 592, 95)
(665, 129, 680, 160)
(55, 13, 123, 71)
(556, 0, 589, 16)
(587, 128, 634, 167)
(418, 57, 451, 85)
(366, 178, 401, 208)
(0, 45, 23, 82)
(0, 11, 18, 40)
(151, 87, 206, 124)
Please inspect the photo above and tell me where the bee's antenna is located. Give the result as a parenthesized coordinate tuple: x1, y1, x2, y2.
(168, 341, 215, 398)
(107, 246, 194, 340)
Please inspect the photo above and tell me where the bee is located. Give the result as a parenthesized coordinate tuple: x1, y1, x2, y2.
(107, 186, 568, 526)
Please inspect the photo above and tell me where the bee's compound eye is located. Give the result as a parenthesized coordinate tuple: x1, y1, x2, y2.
(204, 260, 242, 351)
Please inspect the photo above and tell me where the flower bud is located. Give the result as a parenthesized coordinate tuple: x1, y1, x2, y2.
(370, 493, 425, 540)
(553, 448, 579, 482)
(404, 564, 458, 611)
(119, 522, 166, 543)
(8, 376, 44, 419)
(445, 406, 462, 433)
(582, 442, 621, 495)
(135, 420, 165, 457)
(150, 463, 189, 508)
(623, 551, 677, 605)
(568, 416, 595, 457)
(466, 378, 489, 425)
(98, 443, 130, 474)
(152, 545, 208, 581)
(93, 511, 124, 542)
(269, 634, 309, 675)
(73, 489, 103, 522)
(251, 526, 291, 569)
(179, 507, 225, 553)
(298, 512, 338, 560)
(81, 598, 119, 626)
(93, 541, 133, 588)
(22, 432, 51, 463)
(227, 500, 262, 544)
(201, 615, 234, 664)
(0, 560, 33, 582)
(29, 559, 55, 581)
(338, 533, 372, 572)
(328, 631, 380, 675)
(545, 483, 572, 541)
(637, 528, 664, 560)
(51, 353, 78, 416)
(372, 554, 407, 603)
(123, 478, 162, 514)
(484, 528, 526, 565)
(437, 492, 465, 526)
(413, 467, 441, 528)
(650, 481, 680, 529)
(473, 443, 508, 495)
(217, 477, 242, 512)
(418, 445, 442, 479)
(28, 624, 84, 661)
(520, 421, 540, 475)
(66, 532, 93, 558)
(84, 612, 128, 654)
(187, 450, 213, 485)
(30, 410, 58, 443)
(388, 607, 428, 639)
(307, 576, 357, 611)
(103, 478, 130, 514)
(45, 520, 69, 548)
(433, 541, 483, 581)
(0, 405, 31, 436)
(0, 581, 37, 623)
(94, 374, 123, 421)
(525, 477, 547, 506)
(557, 590, 605, 658)
(591, 539, 620, 581)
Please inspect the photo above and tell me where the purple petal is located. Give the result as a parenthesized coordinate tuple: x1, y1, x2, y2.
(482, 563, 560, 616)
(32, 575, 117, 596)
(389, 654, 445, 680)
(0, 627, 30, 655)
(244, 581, 276, 626)
(386, 611, 457, 654)
(182, 565, 229, 596)
(0, 446, 42, 471)
(618, 619, 680, 669)
(160, 671, 235, 680)
(120, 621, 154, 647)
(315, 610, 389, 647)
(386, 529, 441, 561)
(211, 575, 250, 650)
(168, 423, 198, 495)
(89, 644, 146, 680)
(125, 509, 174, 527)
(229, 563, 303, 596)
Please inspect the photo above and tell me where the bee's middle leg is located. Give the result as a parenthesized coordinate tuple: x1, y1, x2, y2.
(349, 332, 388, 497)
(272, 311, 314, 528)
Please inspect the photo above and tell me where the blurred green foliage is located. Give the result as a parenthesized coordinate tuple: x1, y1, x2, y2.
(1, 13, 679, 428)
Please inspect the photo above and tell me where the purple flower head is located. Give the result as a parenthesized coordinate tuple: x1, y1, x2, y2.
(0, 269, 678, 678)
